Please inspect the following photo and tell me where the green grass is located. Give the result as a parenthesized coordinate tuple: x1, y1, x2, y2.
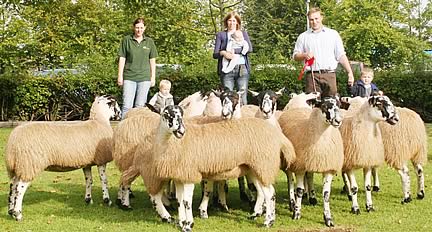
(1, 125, 432, 232)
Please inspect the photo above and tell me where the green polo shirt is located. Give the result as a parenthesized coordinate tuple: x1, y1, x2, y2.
(118, 35, 158, 82)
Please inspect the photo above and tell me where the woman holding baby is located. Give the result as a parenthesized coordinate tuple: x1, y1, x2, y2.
(213, 11, 253, 105)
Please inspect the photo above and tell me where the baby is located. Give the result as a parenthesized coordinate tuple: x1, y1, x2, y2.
(222, 30, 249, 73)
(148, 79, 174, 113)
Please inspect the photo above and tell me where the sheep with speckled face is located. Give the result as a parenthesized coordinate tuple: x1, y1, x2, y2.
(278, 96, 344, 227)
(6, 95, 120, 221)
(135, 105, 295, 231)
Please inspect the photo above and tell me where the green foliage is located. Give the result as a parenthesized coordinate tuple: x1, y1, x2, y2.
(374, 70, 432, 122)
(321, 0, 428, 68)
(244, 0, 308, 62)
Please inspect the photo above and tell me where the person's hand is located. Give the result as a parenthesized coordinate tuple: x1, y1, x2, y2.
(150, 78, 156, 87)
(305, 52, 314, 60)
(221, 50, 234, 60)
(347, 72, 354, 86)
(117, 76, 123, 86)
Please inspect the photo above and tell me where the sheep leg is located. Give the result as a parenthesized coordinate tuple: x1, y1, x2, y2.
(246, 175, 258, 205)
(175, 182, 186, 230)
(198, 180, 213, 219)
(413, 162, 425, 199)
(97, 164, 112, 206)
(262, 184, 276, 228)
(215, 180, 229, 211)
(285, 170, 296, 212)
(8, 176, 18, 216)
(238, 176, 249, 202)
(363, 168, 375, 212)
(183, 183, 195, 232)
(150, 189, 173, 223)
(347, 170, 360, 214)
(323, 173, 334, 227)
(169, 180, 176, 200)
(341, 171, 352, 200)
(306, 172, 317, 205)
(398, 164, 412, 204)
(11, 180, 30, 221)
(118, 184, 132, 210)
(249, 175, 265, 220)
(371, 167, 380, 192)
(292, 172, 305, 220)
(83, 167, 93, 204)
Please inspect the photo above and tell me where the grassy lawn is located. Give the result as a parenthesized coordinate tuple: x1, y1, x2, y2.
(0, 124, 431, 232)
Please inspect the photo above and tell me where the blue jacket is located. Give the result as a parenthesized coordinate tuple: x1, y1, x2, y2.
(213, 31, 253, 75)
(349, 80, 379, 97)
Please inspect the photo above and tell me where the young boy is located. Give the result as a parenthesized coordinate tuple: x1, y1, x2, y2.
(349, 66, 380, 97)
(148, 79, 174, 113)
(222, 30, 249, 73)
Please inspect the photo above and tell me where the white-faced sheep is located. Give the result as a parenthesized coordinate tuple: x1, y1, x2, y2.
(6, 95, 121, 221)
(278, 96, 344, 227)
(135, 105, 295, 231)
(339, 95, 399, 214)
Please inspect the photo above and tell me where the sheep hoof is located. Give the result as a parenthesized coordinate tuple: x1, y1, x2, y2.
(417, 191, 425, 200)
(103, 198, 112, 206)
(263, 220, 274, 228)
(249, 213, 260, 220)
(309, 197, 318, 206)
(324, 217, 334, 227)
(12, 211, 23, 221)
(119, 204, 133, 211)
(372, 186, 380, 192)
(366, 204, 375, 212)
(85, 197, 93, 205)
(180, 221, 193, 232)
(161, 216, 174, 223)
(351, 207, 360, 215)
(401, 196, 412, 204)
(199, 209, 208, 219)
(292, 211, 301, 220)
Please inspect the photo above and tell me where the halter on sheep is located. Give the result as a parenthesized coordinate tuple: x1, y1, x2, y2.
(6, 95, 120, 221)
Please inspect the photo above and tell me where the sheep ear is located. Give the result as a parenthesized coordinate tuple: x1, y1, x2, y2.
(248, 89, 259, 97)
(308, 98, 320, 107)
(145, 103, 160, 114)
(275, 87, 286, 97)
(212, 89, 222, 97)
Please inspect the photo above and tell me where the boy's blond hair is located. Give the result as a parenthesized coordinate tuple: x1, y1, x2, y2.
(159, 79, 171, 89)
(361, 66, 374, 78)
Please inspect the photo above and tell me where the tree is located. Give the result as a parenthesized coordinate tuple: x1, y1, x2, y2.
(243, 0, 310, 63)
(321, 0, 428, 68)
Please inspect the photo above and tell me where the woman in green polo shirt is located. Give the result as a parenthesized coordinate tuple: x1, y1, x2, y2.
(117, 17, 158, 119)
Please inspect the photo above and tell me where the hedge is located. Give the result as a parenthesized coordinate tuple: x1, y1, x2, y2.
(1, 65, 431, 122)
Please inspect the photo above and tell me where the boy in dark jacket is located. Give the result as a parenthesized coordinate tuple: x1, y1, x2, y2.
(348, 66, 380, 97)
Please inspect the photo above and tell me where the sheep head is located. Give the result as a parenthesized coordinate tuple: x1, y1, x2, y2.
(90, 95, 121, 121)
(161, 105, 185, 139)
(218, 89, 242, 120)
(315, 97, 343, 128)
(249, 89, 285, 119)
(368, 95, 399, 125)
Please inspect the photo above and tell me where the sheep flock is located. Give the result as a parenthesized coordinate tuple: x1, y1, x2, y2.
(3, 91, 429, 232)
